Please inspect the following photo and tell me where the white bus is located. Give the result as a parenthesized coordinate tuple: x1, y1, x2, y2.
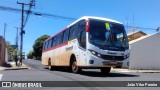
(42, 16, 130, 74)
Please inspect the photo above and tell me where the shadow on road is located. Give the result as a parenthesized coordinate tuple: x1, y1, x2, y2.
(44, 67, 139, 77)
(2, 63, 12, 68)
(79, 71, 139, 77)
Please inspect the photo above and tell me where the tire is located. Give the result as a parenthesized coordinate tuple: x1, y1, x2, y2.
(48, 66, 54, 71)
(48, 60, 53, 70)
(70, 56, 81, 73)
(100, 67, 111, 74)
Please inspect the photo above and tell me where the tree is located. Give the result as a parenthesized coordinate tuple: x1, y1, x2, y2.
(7, 45, 15, 58)
(27, 50, 35, 59)
(7, 45, 20, 66)
(33, 35, 50, 60)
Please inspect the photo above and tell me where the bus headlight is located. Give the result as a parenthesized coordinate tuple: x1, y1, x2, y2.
(89, 50, 102, 57)
(126, 53, 130, 58)
(97, 54, 101, 57)
(91, 51, 96, 55)
(124, 53, 130, 59)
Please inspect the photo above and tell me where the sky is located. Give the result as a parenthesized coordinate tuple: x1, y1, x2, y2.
(0, 0, 160, 55)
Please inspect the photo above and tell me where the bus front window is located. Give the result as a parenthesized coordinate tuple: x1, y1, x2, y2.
(89, 19, 129, 51)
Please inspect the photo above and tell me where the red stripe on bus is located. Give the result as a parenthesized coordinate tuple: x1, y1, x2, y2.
(45, 27, 68, 42)
(42, 41, 68, 53)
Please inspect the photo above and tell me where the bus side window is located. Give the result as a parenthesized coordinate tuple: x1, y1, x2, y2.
(51, 37, 54, 47)
(79, 31, 86, 49)
(43, 42, 45, 50)
(57, 32, 63, 45)
(63, 29, 69, 43)
(48, 39, 52, 49)
(69, 24, 78, 40)
(52, 37, 57, 47)
(45, 41, 48, 50)
(77, 20, 86, 32)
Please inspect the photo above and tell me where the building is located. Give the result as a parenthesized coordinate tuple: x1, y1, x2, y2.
(127, 31, 147, 42)
(129, 33, 160, 70)
(122, 31, 148, 68)
(122, 31, 160, 70)
(0, 36, 6, 65)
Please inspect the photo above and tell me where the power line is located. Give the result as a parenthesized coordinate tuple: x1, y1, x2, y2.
(0, 5, 158, 31)
(0, 5, 21, 13)
(24, 0, 35, 28)
(125, 25, 157, 31)
(33, 11, 77, 20)
(0, 5, 76, 21)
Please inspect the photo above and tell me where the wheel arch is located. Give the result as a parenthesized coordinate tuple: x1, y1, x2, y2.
(70, 54, 76, 66)
(48, 57, 51, 66)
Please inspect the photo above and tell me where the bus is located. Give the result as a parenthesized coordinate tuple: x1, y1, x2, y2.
(42, 16, 130, 74)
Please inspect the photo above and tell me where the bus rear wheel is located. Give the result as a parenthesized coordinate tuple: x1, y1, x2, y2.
(100, 67, 111, 74)
(49, 66, 54, 70)
(48, 60, 53, 70)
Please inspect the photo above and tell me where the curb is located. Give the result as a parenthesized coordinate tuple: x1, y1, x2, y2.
(112, 68, 160, 73)
(0, 62, 29, 71)
(4, 67, 29, 70)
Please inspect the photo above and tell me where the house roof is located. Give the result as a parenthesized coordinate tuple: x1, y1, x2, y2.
(127, 31, 147, 37)
(129, 35, 150, 44)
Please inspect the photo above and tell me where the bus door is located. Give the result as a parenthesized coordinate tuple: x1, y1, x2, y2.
(78, 30, 87, 66)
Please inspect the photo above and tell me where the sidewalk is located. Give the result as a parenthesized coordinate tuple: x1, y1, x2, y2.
(0, 61, 29, 71)
(112, 68, 160, 73)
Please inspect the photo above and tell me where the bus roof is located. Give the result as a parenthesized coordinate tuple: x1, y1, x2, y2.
(45, 16, 122, 42)
(67, 16, 122, 27)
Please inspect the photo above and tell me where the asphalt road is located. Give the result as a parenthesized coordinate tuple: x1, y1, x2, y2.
(0, 59, 160, 90)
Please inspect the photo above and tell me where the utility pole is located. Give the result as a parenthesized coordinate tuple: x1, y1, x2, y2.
(14, 27, 19, 50)
(17, 0, 35, 65)
(14, 27, 19, 66)
(17, 1, 30, 65)
(3, 23, 6, 40)
(125, 17, 129, 31)
(17, 2, 24, 65)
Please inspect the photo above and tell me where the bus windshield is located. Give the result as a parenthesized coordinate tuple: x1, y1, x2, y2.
(89, 19, 129, 51)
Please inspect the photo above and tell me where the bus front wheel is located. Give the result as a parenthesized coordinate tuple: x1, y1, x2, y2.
(70, 57, 81, 73)
(100, 67, 111, 74)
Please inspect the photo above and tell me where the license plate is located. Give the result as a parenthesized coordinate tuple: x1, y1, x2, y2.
(102, 61, 118, 66)
(109, 61, 117, 64)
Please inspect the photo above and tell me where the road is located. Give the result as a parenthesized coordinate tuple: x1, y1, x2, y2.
(0, 59, 160, 90)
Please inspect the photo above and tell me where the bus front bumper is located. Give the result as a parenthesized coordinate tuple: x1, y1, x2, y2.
(86, 54, 125, 68)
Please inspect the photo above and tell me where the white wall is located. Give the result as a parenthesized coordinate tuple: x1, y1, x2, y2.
(129, 33, 160, 70)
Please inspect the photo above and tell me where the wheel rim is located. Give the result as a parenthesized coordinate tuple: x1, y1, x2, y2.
(72, 62, 78, 72)
(48, 60, 51, 70)
(49, 66, 51, 70)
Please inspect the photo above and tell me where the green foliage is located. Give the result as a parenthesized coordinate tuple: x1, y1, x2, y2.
(7, 45, 15, 57)
(27, 50, 35, 59)
(7, 45, 19, 62)
(33, 35, 50, 60)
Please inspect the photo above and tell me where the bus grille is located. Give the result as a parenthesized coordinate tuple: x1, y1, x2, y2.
(101, 55, 125, 61)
